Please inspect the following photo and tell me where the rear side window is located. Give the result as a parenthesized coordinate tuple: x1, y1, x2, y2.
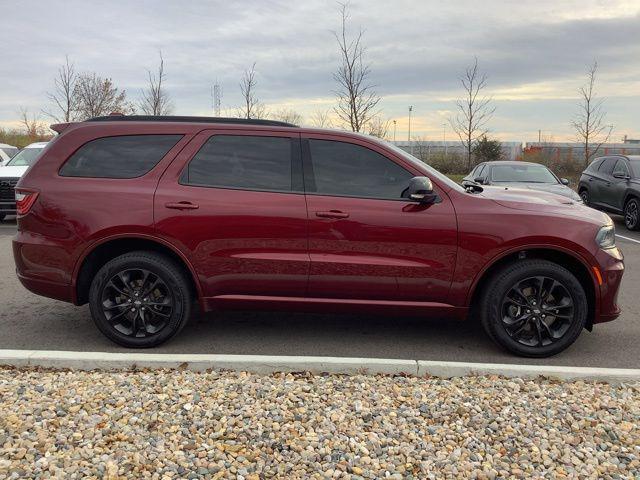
(306, 139, 413, 199)
(60, 135, 182, 178)
(182, 135, 293, 192)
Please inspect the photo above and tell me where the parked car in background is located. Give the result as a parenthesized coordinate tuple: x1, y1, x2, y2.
(578, 155, 640, 230)
(0, 142, 47, 220)
(0, 143, 19, 165)
(13, 116, 623, 357)
(462, 161, 582, 202)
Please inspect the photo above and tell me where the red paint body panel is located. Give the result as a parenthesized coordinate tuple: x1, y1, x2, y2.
(12, 120, 623, 326)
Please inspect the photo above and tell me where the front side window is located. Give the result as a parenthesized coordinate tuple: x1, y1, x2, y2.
(613, 159, 630, 177)
(60, 135, 182, 178)
(306, 139, 413, 199)
(182, 135, 293, 191)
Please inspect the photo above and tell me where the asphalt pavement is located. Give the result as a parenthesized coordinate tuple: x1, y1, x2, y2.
(0, 215, 638, 368)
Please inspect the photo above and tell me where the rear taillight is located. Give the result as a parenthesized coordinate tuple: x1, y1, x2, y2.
(15, 189, 39, 216)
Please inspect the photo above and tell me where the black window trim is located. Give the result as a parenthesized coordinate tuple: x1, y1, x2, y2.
(179, 133, 304, 194)
(301, 137, 418, 202)
(58, 133, 185, 179)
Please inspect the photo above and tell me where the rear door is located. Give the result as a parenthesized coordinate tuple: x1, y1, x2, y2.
(602, 157, 631, 212)
(590, 157, 616, 207)
(154, 129, 309, 299)
(302, 134, 457, 302)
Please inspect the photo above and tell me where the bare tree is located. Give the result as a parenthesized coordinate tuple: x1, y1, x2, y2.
(74, 73, 135, 120)
(366, 116, 390, 139)
(270, 109, 303, 125)
(332, 2, 380, 132)
(44, 55, 77, 122)
(449, 57, 495, 168)
(139, 51, 173, 115)
(571, 61, 613, 166)
(310, 110, 333, 128)
(239, 63, 266, 119)
(18, 107, 47, 139)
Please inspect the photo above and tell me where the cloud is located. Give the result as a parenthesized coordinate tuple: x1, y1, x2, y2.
(1, 0, 638, 141)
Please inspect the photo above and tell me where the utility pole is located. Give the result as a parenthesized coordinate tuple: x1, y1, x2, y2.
(212, 81, 222, 116)
(393, 120, 397, 142)
(538, 129, 541, 143)
(408, 106, 413, 154)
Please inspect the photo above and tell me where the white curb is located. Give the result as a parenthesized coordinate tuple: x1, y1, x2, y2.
(1, 349, 639, 383)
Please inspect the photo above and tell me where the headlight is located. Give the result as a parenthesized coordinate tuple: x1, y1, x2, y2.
(596, 225, 616, 249)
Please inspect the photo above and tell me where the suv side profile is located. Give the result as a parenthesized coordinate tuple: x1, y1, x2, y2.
(578, 155, 640, 230)
(14, 116, 624, 357)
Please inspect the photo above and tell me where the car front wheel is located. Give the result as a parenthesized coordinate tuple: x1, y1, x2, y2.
(579, 189, 589, 206)
(624, 198, 639, 231)
(480, 259, 588, 357)
(89, 251, 192, 348)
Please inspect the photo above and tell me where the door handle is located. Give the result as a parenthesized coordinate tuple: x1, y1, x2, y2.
(165, 201, 199, 210)
(315, 210, 349, 219)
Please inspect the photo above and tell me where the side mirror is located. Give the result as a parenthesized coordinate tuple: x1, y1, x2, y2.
(474, 177, 485, 185)
(402, 176, 440, 204)
(613, 172, 630, 180)
(560, 178, 570, 185)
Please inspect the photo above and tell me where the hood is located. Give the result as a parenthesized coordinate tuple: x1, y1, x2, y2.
(477, 185, 610, 224)
(490, 182, 582, 201)
(0, 165, 29, 178)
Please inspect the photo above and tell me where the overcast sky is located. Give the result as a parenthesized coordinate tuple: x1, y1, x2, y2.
(1, 0, 639, 142)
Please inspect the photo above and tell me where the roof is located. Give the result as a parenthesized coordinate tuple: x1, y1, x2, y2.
(23, 142, 48, 149)
(86, 115, 297, 128)
(478, 161, 543, 166)
(0, 143, 18, 149)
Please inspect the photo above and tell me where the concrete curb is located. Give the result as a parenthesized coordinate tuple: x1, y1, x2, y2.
(1, 349, 639, 383)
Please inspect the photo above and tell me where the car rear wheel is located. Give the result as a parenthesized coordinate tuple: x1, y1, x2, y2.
(89, 251, 192, 348)
(624, 198, 639, 230)
(579, 189, 589, 206)
(480, 259, 587, 357)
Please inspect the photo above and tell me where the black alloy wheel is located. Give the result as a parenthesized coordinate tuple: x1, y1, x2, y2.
(89, 251, 192, 348)
(624, 198, 639, 230)
(100, 268, 173, 338)
(501, 276, 574, 347)
(579, 189, 589, 206)
(480, 259, 587, 357)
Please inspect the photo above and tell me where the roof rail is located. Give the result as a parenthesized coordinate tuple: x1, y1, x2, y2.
(85, 115, 297, 128)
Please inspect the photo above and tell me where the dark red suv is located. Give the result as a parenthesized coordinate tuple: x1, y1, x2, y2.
(13, 116, 624, 356)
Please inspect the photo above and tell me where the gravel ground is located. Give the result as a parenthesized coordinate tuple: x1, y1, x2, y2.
(0, 368, 638, 479)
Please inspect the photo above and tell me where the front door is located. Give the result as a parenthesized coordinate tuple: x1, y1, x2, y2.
(302, 134, 457, 302)
(602, 157, 630, 212)
(154, 130, 309, 299)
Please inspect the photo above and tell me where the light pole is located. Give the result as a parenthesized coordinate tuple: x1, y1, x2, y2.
(408, 106, 413, 154)
(393, 120, 397, 142)
(442, 123, 447, 158)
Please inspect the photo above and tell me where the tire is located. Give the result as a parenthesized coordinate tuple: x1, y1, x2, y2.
(479, 259, 588, 357)
(579, 189, 589, 206)
(89, 251, 192, 348)
(624, 197, 639, 231)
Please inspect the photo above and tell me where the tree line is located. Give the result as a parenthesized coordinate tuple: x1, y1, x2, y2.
(17, 2, 612, 167)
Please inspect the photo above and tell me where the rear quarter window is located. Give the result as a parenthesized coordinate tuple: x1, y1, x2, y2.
(59, 135, 182, 178)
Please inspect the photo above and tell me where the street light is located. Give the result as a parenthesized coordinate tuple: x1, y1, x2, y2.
(393, 120, 397, 142)
(442, 123, 447, 158)
(408, 106, 413, 154)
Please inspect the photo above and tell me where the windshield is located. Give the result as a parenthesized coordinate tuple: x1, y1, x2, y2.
(491, 164, 558, 183)
(0, 147, 18, 159)
(6, 148, 43, 167)
(381, 140, 465, 192)
(630, 160, 640, 177)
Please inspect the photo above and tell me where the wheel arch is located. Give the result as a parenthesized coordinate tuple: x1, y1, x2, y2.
(468, 247, 598, 330)
(73, 234, 202, 306)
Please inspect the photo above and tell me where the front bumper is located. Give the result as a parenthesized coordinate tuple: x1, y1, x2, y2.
(593, 246, 624, 324)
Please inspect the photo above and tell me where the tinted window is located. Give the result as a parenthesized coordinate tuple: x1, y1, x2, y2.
(183, 135, 292, 191)
(613, 159, 629, 177)
(60, 135, 181, 178)
(598, 158, 616, 175)
(307, 139, 413, 199)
